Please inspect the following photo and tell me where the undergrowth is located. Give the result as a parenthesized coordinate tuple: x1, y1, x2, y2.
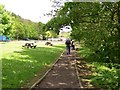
(78, 46, 120, 90)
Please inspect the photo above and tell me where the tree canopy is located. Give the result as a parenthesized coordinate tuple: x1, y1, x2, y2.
(45, 2, 120, 64)
(0, 4, 13, 37)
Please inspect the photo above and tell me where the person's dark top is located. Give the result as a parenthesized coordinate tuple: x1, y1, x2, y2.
(65, 39, 71, 46)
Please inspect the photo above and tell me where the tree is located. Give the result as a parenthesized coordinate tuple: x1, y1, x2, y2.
(0, 4, 13, 38)
(45, 2, 119, 64)
(46, 30, 58, 39)
(11, 13, 45, 40)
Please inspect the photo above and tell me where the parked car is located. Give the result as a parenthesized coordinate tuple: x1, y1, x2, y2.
(23, 38, 29, 41)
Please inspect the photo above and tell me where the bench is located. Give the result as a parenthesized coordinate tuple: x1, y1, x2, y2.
(45, 42, 53, 46)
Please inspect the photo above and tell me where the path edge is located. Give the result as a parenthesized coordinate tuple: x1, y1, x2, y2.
(29, 50, 65, 89)
(74, 51, 83, 88)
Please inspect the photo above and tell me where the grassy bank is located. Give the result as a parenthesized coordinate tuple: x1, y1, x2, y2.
(1, 41, 65, 88)
(78, 45, 120, 89)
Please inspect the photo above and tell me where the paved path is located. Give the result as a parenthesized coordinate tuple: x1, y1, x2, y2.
(32, 50, 80, 88)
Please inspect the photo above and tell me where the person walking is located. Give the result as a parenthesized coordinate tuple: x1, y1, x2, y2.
(71, 40, 75, 50)
(65, 38, 71, 55)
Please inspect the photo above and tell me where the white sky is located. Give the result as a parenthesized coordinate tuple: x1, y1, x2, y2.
(0, 0, 72, 32)
(0, 0, 54, 23)
(60, 26, 72, 33)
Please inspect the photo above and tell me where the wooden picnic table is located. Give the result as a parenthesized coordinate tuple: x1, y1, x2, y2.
(22, 42, 37, 48)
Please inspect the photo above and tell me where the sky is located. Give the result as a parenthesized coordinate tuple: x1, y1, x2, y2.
(60, 26, 72, 33)
(0, 0, 118, 24)
(0, 0, 54, 23)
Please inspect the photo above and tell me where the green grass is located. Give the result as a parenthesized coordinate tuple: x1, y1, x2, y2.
(1, 41, 65, 88)
(78, 45, 120, 89)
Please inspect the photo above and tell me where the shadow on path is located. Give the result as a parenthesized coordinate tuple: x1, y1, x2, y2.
(33, 50, 80, 88)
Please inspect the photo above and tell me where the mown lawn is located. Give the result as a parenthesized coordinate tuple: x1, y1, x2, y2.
(1, 41, 65, 88)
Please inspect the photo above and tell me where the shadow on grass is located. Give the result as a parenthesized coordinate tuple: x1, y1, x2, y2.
(2, 46, 64, 88)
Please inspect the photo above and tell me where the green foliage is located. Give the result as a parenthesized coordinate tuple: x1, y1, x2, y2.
(44, 18, 62, 35)
(12, 15, 44, 40)
(0, 4, 13, 37)
(48, 2, 119, 64)
(46, 30, 58, 39)
(79, 45, 120, 89)
(45, 2, 120, 88)
(91, 63, 119, 89)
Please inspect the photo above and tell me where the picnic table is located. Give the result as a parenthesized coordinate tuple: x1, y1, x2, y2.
(22, 42, 37, 48)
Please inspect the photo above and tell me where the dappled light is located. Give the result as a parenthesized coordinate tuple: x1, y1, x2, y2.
(76, 59, 94, 88)
(34, 51, 80, 88)
(2, 41, 65, 88)
(79, 46, 119, 89)
(1, 1, 120, 89)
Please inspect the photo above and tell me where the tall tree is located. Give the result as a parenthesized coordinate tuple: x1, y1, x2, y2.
(45, 2, 119, 64)
(0, 4, 13, 37)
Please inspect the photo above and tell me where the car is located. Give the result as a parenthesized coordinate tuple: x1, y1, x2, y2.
(23, 38, 29, 41)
